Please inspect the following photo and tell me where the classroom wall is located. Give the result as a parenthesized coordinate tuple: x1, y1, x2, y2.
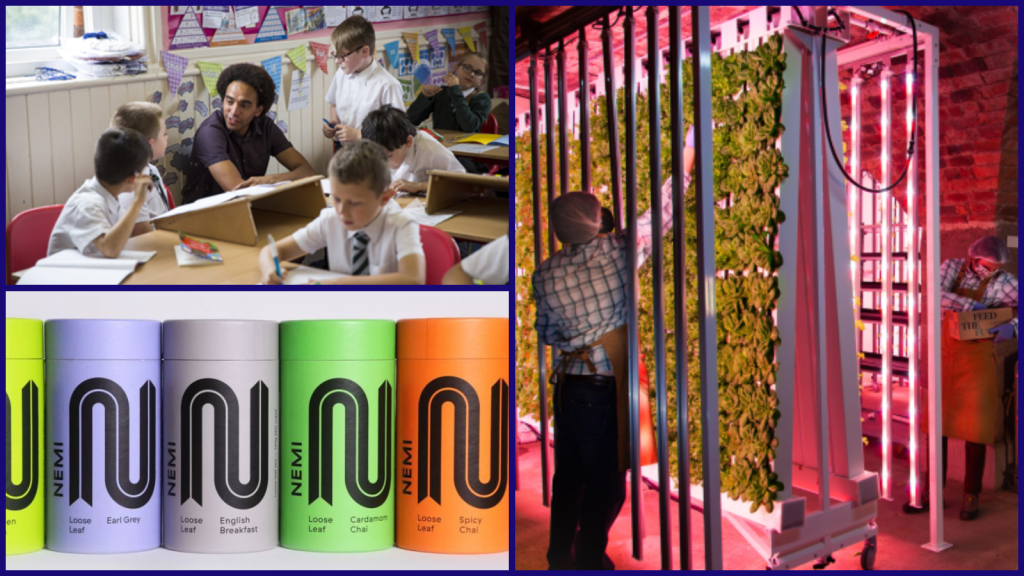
(5, 8, 490, 224)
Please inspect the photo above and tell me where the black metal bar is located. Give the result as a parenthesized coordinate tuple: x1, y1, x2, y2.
(601, 14, 623, 232)
(692, 6, 723, 570)
(529, 50, 551, 509)
(578, 26, 591, 194)
(623, 6, 645, 562)
(544, 47, 557, 257)
(558, 39, 569, 196)
(515, 403, 520, 492)
(668, 5, 692, 570)
(647, 5, 671, 571)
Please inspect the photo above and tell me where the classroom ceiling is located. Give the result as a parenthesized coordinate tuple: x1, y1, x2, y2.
(514, 5, 887, 105)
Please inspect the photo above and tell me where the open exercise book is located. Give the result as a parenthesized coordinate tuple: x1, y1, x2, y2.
(16, 250, 157, 285)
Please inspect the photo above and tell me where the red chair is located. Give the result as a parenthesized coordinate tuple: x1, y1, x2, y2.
(165, 185, 176, 211)
(481, 113, 498, 135)
(479, 114, 507, 176)
(6, 205, 64, 285)
(419, 225, 461, 285)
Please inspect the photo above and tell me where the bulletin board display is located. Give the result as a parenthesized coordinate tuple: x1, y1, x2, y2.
(162, 6, 491, 52)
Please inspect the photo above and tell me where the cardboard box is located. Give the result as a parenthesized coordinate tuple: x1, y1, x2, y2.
(490, 99, 509, 136)
(946, 308, 1015, 341)
(152, 176, 327, 246)
(424, 170, 509, 244)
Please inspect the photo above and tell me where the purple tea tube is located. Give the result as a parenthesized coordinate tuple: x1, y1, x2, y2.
(45, 320, 162, 554)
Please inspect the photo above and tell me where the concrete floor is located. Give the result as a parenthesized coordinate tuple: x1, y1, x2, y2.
(515, 434, 1018, 570)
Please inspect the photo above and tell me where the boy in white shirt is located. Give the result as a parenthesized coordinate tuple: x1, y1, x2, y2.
(258, 140, 425, 285)
(360, 105, 465, 194)
(47, 128, 153, 258)
(322, 15, 405, 151)
(443, 234, 509, 285)
(110, 102, 171, 232)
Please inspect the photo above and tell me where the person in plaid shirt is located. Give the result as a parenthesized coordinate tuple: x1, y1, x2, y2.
(536, 128, 693, 571)
(906, 236, 1017, 522)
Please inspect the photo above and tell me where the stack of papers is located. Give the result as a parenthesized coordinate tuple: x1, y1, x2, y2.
(447, 143, 501, 154)
(16, 250, 156, 285)
(402, 199, 461, 226)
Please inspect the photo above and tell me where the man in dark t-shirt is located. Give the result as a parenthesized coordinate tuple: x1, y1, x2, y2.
(182, 64, 316, 204)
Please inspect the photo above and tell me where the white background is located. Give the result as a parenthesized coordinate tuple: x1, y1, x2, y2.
(6, 291, 509, 323)
(5, 290, 509, 571)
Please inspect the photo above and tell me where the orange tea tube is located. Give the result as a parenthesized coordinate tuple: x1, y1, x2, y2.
(396, 318, 509, 554)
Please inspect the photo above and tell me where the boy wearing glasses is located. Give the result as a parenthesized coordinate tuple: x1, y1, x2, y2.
(323, 15, 405, 153)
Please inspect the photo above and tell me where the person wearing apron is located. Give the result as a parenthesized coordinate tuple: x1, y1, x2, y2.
(534, 134, 693, 571)
(905, 236, 1018, 521)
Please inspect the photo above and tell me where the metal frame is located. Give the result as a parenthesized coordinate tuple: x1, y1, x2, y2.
(622, 7, 645, 560)
(836, 8, 948, 554)
(518, 4, 945, 569)
(527, 49, 551, 509)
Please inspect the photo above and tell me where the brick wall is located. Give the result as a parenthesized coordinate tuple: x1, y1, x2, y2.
(840, 6, 1017, 241)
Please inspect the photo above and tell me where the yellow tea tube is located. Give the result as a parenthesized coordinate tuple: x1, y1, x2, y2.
(6, 319, 44, 556)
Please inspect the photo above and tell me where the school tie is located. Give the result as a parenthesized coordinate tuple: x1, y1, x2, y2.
(352, 231, 370, 276)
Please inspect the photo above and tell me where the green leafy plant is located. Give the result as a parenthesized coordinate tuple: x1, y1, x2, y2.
(516, 34, 790, 514)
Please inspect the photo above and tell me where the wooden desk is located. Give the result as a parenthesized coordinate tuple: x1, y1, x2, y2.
(122, 209, 314, 285)
(435, 129, 510, 162)
(395, 196, 506, 245)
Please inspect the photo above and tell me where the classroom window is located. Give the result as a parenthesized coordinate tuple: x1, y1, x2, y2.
(5, 6, 143, 79)
(5, 6, 65, 49)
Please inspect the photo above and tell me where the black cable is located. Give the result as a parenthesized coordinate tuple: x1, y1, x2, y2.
(821, 9, 919, 194)
(591, 8, 624, 31)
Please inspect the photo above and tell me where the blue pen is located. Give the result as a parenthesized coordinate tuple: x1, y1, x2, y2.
(323, 118, 335, 128)
(268, 234, 283, 279)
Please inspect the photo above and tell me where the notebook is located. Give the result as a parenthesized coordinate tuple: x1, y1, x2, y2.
(16, 250, 157, 285)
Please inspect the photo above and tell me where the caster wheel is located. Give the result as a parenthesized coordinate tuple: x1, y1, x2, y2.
(861, 537, 877, 570)
(813, 555, 835, 570)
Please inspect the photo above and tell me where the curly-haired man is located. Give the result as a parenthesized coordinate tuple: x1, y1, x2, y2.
(183, 63, 315, 204)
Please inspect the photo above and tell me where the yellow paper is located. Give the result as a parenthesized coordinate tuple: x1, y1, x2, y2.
(458, 27, 476, 52)
(403, 32, 420, 64)
(287, 44, 307, 75)
(455, 133, 501, 145)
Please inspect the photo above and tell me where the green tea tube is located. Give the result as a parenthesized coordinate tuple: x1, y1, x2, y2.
(6, 319, 44, 556)
(280, 320, 396, 553)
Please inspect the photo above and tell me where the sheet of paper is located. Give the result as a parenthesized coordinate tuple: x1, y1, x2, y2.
(325, 6, 347, 27)
(320, 179, 332, 197)
(402, 199, 461, 227)
(447, 143, 501, 154)
(491, 134, 509, 146)
(455, 133, 502, 145)
(288, 69, 312, 112)
(202, 8, 229, 29)
(235, 6, 260, 28)
(17, 266, 133, 286)
(283, 266, 350, 285)
(36, 249, 155, 269)
(174, 245, 223, 267)
(152, 182, 291, 221)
